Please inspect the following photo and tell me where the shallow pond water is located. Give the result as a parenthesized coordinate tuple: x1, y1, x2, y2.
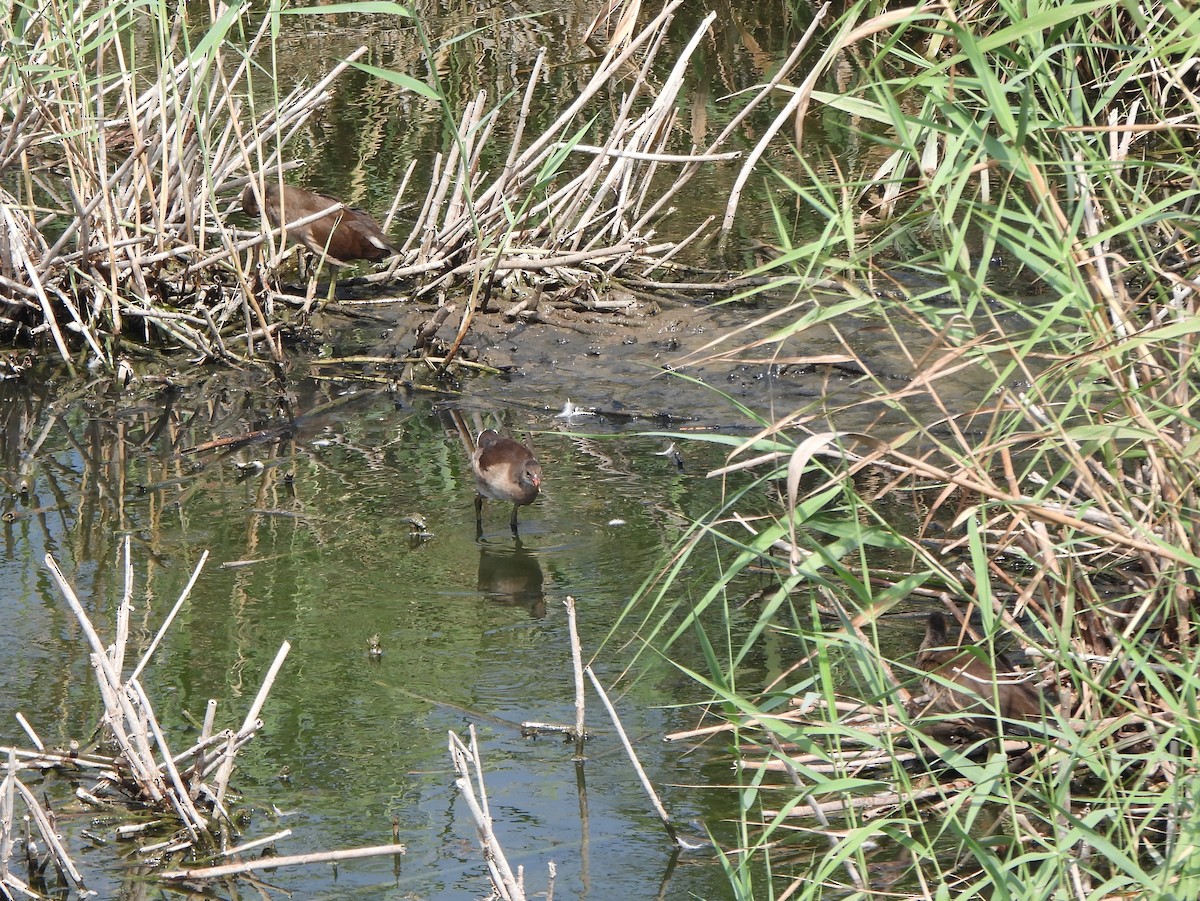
(0, 368, 771, 899)
(0, 275, 1005, 894)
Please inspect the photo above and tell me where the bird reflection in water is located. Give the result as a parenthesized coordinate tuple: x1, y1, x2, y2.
(477, 540, 546, 618)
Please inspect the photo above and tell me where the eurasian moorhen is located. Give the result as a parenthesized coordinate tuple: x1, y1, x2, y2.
(915, 611, 1043, 735)
(472, 430, 541, 534)
(240, 182, 398, 266)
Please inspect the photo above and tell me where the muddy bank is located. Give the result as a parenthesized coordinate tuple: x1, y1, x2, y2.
(308, 286, 1008, 441)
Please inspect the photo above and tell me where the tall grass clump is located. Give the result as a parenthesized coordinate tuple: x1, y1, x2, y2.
(624, 1, 1200, 898)
(0, 0, 771, 375)
(0, 0, 310, 368)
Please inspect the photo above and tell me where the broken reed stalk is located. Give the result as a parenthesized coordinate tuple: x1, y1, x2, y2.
(2, 749, 89, 897)
(112, 535, 134, 674)
(45, 552, 171, 804)
(160, 842, 406, 881)
(130, 548, 209, 683)
(221, 828, 293, 858)
(449, 726, 526, 901)
(583, 666, 680, 847)
(1, 752, 12, 883)
(517, 595, 592, 741)
(565, 596, 587, 752)
(14, 714, 41, 751)
(238, 640, 291, 735)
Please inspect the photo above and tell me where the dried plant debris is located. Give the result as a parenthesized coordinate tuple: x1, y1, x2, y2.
(0, 541, 402, 897)
(0, 1, 813, 375)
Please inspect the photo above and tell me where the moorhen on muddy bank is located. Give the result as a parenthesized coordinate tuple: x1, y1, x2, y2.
(240, 182, 398, 266)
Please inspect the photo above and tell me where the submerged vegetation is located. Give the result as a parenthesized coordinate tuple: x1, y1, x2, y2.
(628, 0, 1200, 899)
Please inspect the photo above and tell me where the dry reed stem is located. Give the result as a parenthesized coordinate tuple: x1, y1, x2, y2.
(584, 665, 681, 847)
(239, 641, 291, 735)
(449, 727, 526, 901)
(130, 549, 209, 682)
(221, 829, 293, 858)
(14, 776, 86, 887)
(160, 842, 406, 880)
(566, 596, 587, 745)
(13, 715, 41, 752)
(45, 553, 168, 800)
(2, 751, 16, 881)
(1, 749, 89, 896)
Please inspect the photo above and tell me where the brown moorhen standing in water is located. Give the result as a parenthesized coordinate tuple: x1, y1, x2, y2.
(472, 429, 541, 535)
(915, 611, 1044, 736)
(240, 182, 398, 293)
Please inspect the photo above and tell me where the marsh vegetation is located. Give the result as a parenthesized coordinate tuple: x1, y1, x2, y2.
(628, 1, 1200, 899)
(3, 0, 1200, 899)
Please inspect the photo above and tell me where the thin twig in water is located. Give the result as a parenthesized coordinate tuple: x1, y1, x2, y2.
(160, 843, 406, 880)
(130, 548, 209, 682)
(584, 666, 680, 847)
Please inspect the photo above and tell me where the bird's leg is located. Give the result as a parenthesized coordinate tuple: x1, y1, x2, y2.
(301, 262, 340, 318)
(509, 505, 520, 535)
(307, 210, 348, 316)
(297, 250, 322, 317)
(300, 259, 329, 318)
(247, 242, 266, 293)
(475, 494, 485, 528)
